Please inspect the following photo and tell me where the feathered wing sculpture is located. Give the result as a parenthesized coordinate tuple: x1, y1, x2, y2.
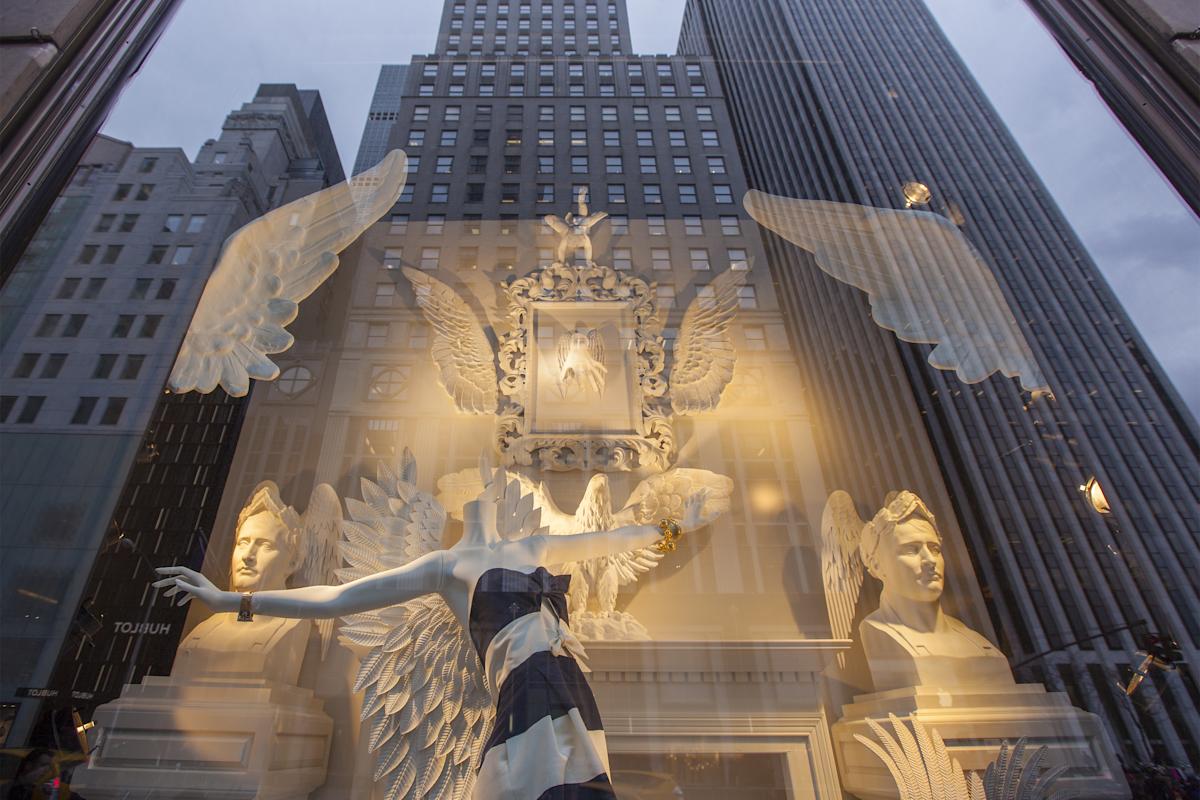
(294, 483, 343, 659)
(400, 267, 498, 414)
(743, 190, 1051, 396)
(671, 268, 747, 414)
(336, 448, 492, 800)
(820, 490, 868, 666)
(855, 714, 986, 800)
(168, 150, 408, 396)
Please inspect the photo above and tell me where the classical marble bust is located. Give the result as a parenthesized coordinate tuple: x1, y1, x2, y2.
(857, 492, 1014, 692)
(171, 483, 312, 686)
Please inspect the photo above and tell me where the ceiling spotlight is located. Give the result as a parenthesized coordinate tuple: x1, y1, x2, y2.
(902, 181, 932, 208)
(1079, 475, 1111, 515)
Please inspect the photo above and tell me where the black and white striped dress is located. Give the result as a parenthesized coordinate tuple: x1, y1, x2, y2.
(468, 566, 616, 799)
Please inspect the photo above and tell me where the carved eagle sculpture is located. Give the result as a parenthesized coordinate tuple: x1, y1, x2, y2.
(437, 467, 733, 639)
(401, 265, 746, 417)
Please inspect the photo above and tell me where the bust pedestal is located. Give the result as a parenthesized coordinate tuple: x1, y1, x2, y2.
(73, 615, 333, 799)
(831, 683, 1129, 800)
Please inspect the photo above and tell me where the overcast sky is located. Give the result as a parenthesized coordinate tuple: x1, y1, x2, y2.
(102, 0, 1200, 416)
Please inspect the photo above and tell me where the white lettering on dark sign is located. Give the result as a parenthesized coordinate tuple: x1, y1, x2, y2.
(112, 622, 172, 635)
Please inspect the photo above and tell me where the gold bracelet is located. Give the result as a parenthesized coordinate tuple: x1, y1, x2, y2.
(237, 592, 254, 622)
(653, 518, 683, 553)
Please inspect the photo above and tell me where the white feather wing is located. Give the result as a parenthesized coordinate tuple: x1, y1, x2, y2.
(337, 456, 491, 800)
(608, 468, 734, 586)
(169, 150, 408, 396)
(401, 267, 498, 414)
(671, 269, 746, 415)
(297, 483, 343, 659)
(820, 490, 867, 654)
(744, 190, 1050, 395)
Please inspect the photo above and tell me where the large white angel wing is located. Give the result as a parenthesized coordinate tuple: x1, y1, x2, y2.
(401, 267, 498, 414)
(337, 449, 491, 800)
(542, 214, 569, 235)
(820, 490, 867, 666)
(436, 461, 575, 535)
(744, 190, 1050, 395)
(670, 269, 746, 415)
(295, 483, 343, 659)
(169, 150, 408, 396)
(608, 467, 734, 587)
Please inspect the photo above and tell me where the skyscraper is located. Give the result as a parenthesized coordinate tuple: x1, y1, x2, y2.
(681, 0, 1200, 766)
(0, 84, 343, 745)
(353, 64, 409, 176)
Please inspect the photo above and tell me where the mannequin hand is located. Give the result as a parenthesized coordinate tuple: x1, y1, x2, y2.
(153, 566, 229, 611)
(682, 491, 709, 530)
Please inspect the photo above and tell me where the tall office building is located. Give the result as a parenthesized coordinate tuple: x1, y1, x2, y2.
(681, 0, 1200, 766)
(0, 84, 343, 745)
(353, 64, 409, 176)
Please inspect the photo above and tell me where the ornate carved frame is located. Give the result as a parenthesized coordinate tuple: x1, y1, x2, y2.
(495, 261, 673, 471)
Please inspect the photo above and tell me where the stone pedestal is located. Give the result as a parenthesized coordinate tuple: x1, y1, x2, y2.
(832, 683, 1129, 799)
(73, 676, 333, 800)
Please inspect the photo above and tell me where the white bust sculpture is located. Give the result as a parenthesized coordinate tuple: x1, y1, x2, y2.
(171, 481, 339, 686)
(822, 490, 1014, 692)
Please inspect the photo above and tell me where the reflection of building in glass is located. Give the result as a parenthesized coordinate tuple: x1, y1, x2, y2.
(681, 0, 1200, 766)
(0, 85, 343, 745)
(353, 64, 409, 176)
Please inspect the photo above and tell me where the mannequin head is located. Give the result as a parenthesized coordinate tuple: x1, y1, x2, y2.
(861, 491, 943, 605)
(231, 482, 302, 592)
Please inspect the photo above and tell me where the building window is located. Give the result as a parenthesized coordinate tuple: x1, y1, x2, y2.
(633, 106, 649, 122)
(113, 184, 132, 201)
(163, 214, 183, 232)
(56, 278, 80, 299)
(714, 185, 734, 204)
(610, 214, 628, 234)
(647, 215, 667, 236)
(119, 214, 138, 232)
(668, 130, 686, 147)
(689, 248, 711, 271)
(673, 156, 692, 174)
(171, 245, 193, 265)
(431, 155, 451, 174)
(186, 215, 207, 233)
(98, 397, 127, 425)
(601, 106, 618, 122)
(638, 156, 657, 175)
(82, 278, 105, 299)
(643, 185, 663, 204)
(651, 248, 671, 271)
(636, 130, 653, 147)
(399, 186, 414, 203)
(439, 130, 458, 147)
(728, 248, 750, 270)
(420, 247, 441, 270)
(537, 184, 555, 203)
(35, 314, 62, 337)
(70, 397, 98, 425)
(605, 155, 623, 174)
(13, 396, 45, 424)
(93, 354, 118, 378)
(135, 185, 153, 201)
(138, 315, 162, 338)
(696, 105, 714, 122)
(102, 245, 122, 264)
(12, 353, 39, 378)
(607, 184, 626, 204)
(612, 247, 632, 271)
(701, 130, 720, 147)
(383, 248, 404, 270)
(369, 367, 410, 400)
(431, 184, 450, 203)
(273, 365, 313, 396)
(504, 154, 521, 174)
(707, 156, 728, 174)
(139, 157, 158, 173)
(390, 214, 410, 233)
(655, 285, 675, 309)
(501, 184, 520, 203)
(95, 214, 115, 232)
(129, 279, 152, 299)
(737, 286, 758, 309)
(467, 183, 485, 202)
(375, 283, 397, 306)
(156, 279, 176, 299)
(111, 315, 134, 338)
(570, 130, 587, 146)
(367, 323, 389, 348)
(120, 354, 145, 380)
(603, 130, 620, 147)
(41, 354, 66, 379)
(538, 155, 554, 174)
(678, 184, 698, 204)
(496, 246, 517, 270)
(458, 246, 479, 269)
(60, 315, 85, 337)
(408, 130, 426, 147)
(571, 155, 589, 174)
(413, 105, 431, 122)
(427, 215, 446, 235)
(474, 129, 491, 145)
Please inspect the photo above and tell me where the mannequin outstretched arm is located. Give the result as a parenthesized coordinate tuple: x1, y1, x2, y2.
(153, 550, 450, 619)
(535, 492, 708, 564)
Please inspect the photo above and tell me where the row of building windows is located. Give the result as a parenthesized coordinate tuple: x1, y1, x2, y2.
(412, 102, 715, 124)
(417, 79, 705, 97)
(78, 242, 195, 266)
(387, 212, 745, 237)
(407, 126, 721, 148)
(425, 61, 700, 82)
(55, 277, 177, 302)
(397, 181, 736, 205)
(450, 16, 616, 32)
(0, 395, 126, 426)
(32, 313, 163, 339)
(94, 212, 206, 234)
(408, 152, 730, 177)
(450, 1, 619, 16)
(10, 352, 148, 381)
(377, 243, 750, 273)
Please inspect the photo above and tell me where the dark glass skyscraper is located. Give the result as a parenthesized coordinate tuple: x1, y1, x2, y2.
(680, 0, 1200, 766)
